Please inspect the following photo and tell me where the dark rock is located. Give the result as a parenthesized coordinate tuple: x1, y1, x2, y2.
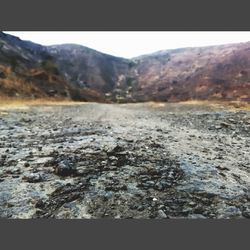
(119, 184, 127, 191)
(35, 199, 45, 209)
(24, 162, 30, 167)
(150, 142, 163, 148)
(129, 204, 138, 210)
(105, 185, 114, 191)
(54, 160, 76, 176)
(242, 209, 250, 218)
(107, 145, 124, 155)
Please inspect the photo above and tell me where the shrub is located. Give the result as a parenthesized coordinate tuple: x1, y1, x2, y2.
(41, 60, 59, 75)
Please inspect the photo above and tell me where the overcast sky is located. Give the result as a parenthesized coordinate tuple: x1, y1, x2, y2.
(4, 32, 250, 58)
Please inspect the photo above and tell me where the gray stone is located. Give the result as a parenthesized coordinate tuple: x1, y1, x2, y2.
(157, 209, 167, 218)
(188, 214, 207, 219)
(22, 173, 43, 183)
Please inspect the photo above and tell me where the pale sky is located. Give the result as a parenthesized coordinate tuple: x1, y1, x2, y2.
(4, 32, 250, 58)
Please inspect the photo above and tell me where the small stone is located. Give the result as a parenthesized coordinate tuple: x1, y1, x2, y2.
(155, 183, 164, 191)
(188, 214, 207, 219)
(130, 204, 138, 210)
(137, 205, 145, 211)
(216, 166, 229, 171)
(107, 145, 124, 155)
(7, 203, 14, 208)
(159, 180, 171, 188)
(189, 201, 196, 206)
(228, 118, 236, 123)
(146, 181, 155, 186)
(109, 156, 118, 161)
(220, 122, 230, 128)
(217, 206, 242, 218)
(157, 209, 167, 218)
(54, 160, 75, 176)
(24, 162, 30, 168)
(120, 184, 127, 191)
(23, 173, 43, 183)
(242, 209, 250, 218)
(21, 118, 32, 123)
(35, 200, 45, 208)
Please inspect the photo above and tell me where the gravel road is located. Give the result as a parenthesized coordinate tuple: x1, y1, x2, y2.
(0, 102, 249, 218)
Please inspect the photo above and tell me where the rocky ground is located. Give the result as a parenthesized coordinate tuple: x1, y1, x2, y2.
(0, 102, 249, 219)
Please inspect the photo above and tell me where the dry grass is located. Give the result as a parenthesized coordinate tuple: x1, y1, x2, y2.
(146, 102, 166, 108)
(143, 100, 250, 111)
(0, 97, 250, 112)
(0, 97, 86, 110)
(178, 100, 250, 111)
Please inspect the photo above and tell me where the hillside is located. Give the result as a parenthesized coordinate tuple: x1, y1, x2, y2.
(133, 44, 250, 102)
(0, 32, 105, 102)
(0, 32, 250, 102)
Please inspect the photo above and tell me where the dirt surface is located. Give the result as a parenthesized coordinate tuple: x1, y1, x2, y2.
(0, 102, 250, 219)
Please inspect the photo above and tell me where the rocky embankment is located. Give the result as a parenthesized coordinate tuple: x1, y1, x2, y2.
(0, 103, 249, 218)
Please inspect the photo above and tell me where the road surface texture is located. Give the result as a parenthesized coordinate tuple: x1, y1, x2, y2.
(0, 102, 250, 218)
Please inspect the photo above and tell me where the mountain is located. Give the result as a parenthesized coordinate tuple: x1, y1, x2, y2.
(0, 32, 250, 102)
(132, 44, 250, 102)
(47, 44, 136, 102)
(0, 32, 105, 102)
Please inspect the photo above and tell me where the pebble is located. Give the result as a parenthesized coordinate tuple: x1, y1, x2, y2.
(157, 209, 167, 218)
(22, 173, 43, 183)
(188, 214, 207, 219)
